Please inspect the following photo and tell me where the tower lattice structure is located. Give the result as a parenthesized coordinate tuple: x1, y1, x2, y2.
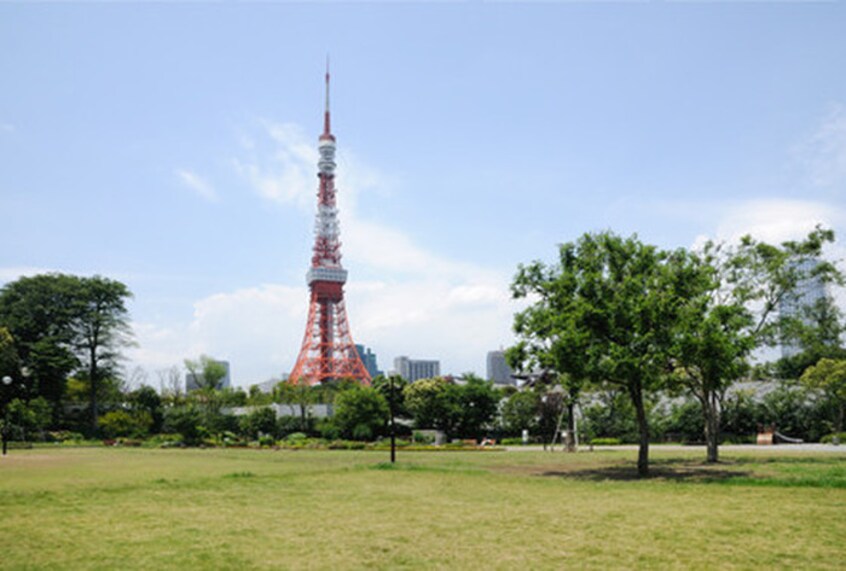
(288, 68, 371, 386)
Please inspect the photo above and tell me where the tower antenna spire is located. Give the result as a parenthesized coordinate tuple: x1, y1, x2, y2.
(324, 55, 331, 135)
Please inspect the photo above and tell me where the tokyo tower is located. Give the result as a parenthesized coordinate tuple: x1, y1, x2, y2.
(288, 67, 371, 386)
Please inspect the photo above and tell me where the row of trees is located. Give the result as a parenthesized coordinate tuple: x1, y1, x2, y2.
(507, 227, 844, 476)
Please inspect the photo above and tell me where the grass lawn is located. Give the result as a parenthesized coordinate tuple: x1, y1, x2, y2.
(1, 446, 844, 570)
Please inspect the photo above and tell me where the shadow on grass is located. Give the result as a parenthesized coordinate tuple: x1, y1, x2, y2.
(539, 463, 753, 483)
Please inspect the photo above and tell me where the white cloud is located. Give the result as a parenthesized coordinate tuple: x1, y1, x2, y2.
(232, 122, 316, 211)
(126, 120, 520, 384)
(175, 168, 219, 203)
(692, 198, 845, 248)
(0, 123, 14, 133)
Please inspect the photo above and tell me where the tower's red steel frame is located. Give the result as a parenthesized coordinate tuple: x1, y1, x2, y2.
(288, 67, 371, 386)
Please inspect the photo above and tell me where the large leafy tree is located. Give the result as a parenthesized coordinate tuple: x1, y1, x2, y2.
(510, 232, 701, 477)
(672, 228, 841, 463)
(0, 274, 133, 432)
(0, 274, 82, 409)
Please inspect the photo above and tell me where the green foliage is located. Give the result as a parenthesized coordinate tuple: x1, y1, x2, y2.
(98, 409, 153, 439)
(238, 407, 278, 440)
(0, 273, 133, 434)
(127, 385, 163, 433)
(500, 390, 540, 435)
(588, 437, 622, 446)
(372, 374, 409, 418)
(404, 377, 461, 436)
(758, 383, 831, 443)
(660, 401, 705, 444)
(162, 406, 205, 445)
(801, 358, 846, 433)
(820, 432, 846, 444)
(4, 397, 52, 441)
(510, 232, 704, 474)
(581, 389, 641, 444)
(332, 386, 389, 441)
(184, 355, 228, 391)
(454, 375, 500, 440)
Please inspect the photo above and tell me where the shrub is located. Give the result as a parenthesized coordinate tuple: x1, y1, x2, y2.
(589, 437, 622, 446)
(98, 410, 153, 439)
(821, 432, 846, 444)
(47, 430, 84, 443)
(238, 407, 278, 440)
(286, 432, 308, 442)
(412, 431, 435, 444)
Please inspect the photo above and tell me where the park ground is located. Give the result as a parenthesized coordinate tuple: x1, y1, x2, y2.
(1, 446, 844, 570)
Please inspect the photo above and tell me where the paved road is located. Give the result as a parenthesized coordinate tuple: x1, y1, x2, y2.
(504, 443, 846, 453)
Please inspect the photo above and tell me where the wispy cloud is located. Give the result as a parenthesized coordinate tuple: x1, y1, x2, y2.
(0, 123, 14, 134)
(175, 168, 219, 203)
(794, 104, 846, 192)
(126, 120, 521, 383)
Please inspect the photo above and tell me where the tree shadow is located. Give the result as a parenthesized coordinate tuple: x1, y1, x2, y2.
(539, 461, 754, 482)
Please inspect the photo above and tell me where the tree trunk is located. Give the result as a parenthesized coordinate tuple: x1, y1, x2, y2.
(704, 392, 720, 464)
(837, 402, 844, 435)
(630, 383, 650, 478)
(89, 346, 98, 436)
(565, 401, 576, 452)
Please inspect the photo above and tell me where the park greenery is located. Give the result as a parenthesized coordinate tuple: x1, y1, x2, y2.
(1, 447, 844, 569)
(0, 227, 844, 465)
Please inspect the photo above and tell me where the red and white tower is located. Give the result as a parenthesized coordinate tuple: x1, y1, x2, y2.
(288, 67, 371, 386)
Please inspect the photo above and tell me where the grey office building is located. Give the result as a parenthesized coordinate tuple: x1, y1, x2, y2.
(394, 356, 440, 382)
(486, 350, 515, 385)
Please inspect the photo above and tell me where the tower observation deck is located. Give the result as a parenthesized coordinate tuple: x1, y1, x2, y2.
(288, 66, 371, 386)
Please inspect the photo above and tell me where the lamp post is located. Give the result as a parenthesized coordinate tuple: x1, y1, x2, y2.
(2, 375, 12, 456)
(389, 375, 396, 464)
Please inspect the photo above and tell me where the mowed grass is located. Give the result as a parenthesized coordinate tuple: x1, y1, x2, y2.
(1, 447, 844, 570)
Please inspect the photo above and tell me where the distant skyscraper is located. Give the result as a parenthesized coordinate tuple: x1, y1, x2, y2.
(486, 350, 515, 385)
(355, 345, 382, 379)
(186, 360, 231, 391)
(779, 259, 829, 359)
(394, 356, 440, 382)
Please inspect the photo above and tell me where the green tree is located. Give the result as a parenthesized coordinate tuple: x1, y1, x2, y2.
(510, 232, 701, 476)
(454, 375, 500, 440)
(0, 274, 82, 411)
(500, 389, 540, 436)
(70, 276, 133, 434)
(275, 377, 319, 432)
(403, 377, 462, 438)
(671, 228, 840, 462)
(184, 355, 228, 391)
(332, 386, 389, 441)
(238, 406, 278, 440)
(801, 358, 846, 434)
(128, 385, 163, 434)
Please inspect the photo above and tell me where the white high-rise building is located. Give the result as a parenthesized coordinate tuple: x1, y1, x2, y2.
(779, 259, 828, 359)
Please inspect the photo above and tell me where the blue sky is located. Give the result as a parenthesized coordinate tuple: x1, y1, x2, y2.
(1, 2, 845, 387)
